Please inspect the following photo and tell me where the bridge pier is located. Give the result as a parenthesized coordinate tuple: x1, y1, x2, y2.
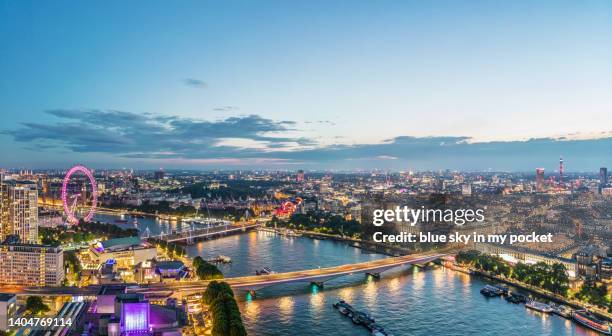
(366, 272, 381, 279)
(310, 281, 325, 289)
(247, 290, 257, 299)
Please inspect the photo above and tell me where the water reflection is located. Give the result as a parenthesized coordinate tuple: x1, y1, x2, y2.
(309, 287, 324, 313)
(243, 297, 260, 320)
(192, 234, 595, 336)
(278, 296, 294, 320)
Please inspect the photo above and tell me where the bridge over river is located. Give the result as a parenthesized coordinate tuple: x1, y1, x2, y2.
(17, 252, 447, 297)
(146, 222, 262, 242)
(135, 252, 448, 296)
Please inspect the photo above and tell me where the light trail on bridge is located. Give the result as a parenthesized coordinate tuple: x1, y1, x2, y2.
(138, 252, 448, 295)
(16, 252, 449, 297)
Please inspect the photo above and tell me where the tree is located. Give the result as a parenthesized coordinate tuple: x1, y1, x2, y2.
(193, 256, 205, 269)
(575, 282, 611, 310)
(204, 281, 246, 336)
(64, 251, 82, 281)
(25, 296, 49, 316)
(209, 293, 246, 336)
(196, 262, 224, 280)
(204, 281, 234, 305)
(455, 250, 481, 265)
(511, 262, 530, 283)
(549, 263, 569, 295)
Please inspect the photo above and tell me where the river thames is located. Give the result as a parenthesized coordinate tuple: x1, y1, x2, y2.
(186, 231, 599, 336)
(93, 214, 599, 335)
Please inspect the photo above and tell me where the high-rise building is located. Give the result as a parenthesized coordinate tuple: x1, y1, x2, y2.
(154, 168, 165, 180)
(559, 157, 564, 184)
(535, 168, 545, 192)
(296, 170, 305, 182)
(0, 180, 39, 243)
(600, 167, 608, 193)
(461, 183, 472, 196)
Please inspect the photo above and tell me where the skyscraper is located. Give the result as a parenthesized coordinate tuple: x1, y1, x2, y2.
(0, 180, 39, 243)
(600, 167, 608, 193)
(559, 157, 564, 184)
(296, 170, 305, 182)
(536, 168, 545, 192)
(154, 168, 165, 180)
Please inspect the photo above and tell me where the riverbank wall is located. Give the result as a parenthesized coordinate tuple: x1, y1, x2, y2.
(450, 264, 612, 321)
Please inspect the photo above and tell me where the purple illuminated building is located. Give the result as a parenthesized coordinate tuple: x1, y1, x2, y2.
(118, 294, 151, 334)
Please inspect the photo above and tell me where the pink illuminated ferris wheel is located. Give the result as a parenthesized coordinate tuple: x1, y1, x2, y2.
(61, 165, 98, 224)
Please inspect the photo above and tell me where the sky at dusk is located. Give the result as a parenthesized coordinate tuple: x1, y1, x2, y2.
(1, 0, 610, 171)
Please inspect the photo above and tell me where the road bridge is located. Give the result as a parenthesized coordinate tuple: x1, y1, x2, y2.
(16, 252, 447, 298)
(139, 252, 447, 296)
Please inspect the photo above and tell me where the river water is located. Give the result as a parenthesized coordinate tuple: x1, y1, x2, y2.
(93, 214, 599, 335)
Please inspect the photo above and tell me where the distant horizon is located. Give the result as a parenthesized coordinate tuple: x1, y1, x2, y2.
(1, 165, 607, 175)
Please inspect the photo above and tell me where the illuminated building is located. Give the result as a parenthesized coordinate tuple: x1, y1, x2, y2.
(476, 242, 577, 278)
(155, 260, 187, 279)
(120, 297, 150, 334)
(0, 180, 39, 243)
(296, 170, 305, 182)
(0, 236, 64, 286)
(535, 168, 545, 192)
(89, 237, 157, 268)
(135, 261, 158, 283)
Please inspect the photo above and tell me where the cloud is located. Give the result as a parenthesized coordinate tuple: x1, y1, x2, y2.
(2, 109, 312, 158)
(261, 135, 611, 170)
(213, 106, 239, 112)
(183, 78, 207, 89)
(2, 109, 610, 170)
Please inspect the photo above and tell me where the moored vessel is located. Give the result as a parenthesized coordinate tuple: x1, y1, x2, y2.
(480, 285, 503, 297)
(572, 310, 611, 335)
(255, 267, 275, 275)
(525, 300, 554, 313)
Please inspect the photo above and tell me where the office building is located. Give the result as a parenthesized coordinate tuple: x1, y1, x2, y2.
(0, 236, 64, 286)
(600, 167, 608, 193)
(535, 168, 545, 192)
(0, 180, 39, 243)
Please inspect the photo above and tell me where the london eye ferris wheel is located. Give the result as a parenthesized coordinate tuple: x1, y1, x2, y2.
(61, 165, 98, 224)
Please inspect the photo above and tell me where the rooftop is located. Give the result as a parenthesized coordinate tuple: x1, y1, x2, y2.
(99, 236, 143, 251)
(0, 293, 16, 302)
(155, 260, 185, 271)
(97, 285, 127, 296)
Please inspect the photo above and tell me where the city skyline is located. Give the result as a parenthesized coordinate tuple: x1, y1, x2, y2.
(1, 1, 611, 170)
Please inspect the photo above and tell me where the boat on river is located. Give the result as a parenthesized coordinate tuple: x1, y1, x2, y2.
(525, 300, 554, 313)
(505, 292, 528, 304)
(550, 303, 573, 318)
(480, 285, 503, 297)
(572, 310, 611, 335)
(333, 300, 391, 335)
(255, 267, 276, 275)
